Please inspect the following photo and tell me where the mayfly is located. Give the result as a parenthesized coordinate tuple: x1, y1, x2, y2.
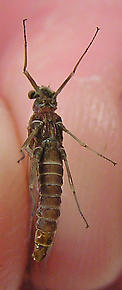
(18, 19, 116, 262)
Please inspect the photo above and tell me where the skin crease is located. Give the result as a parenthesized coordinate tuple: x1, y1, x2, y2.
(0, 1, 122, 290)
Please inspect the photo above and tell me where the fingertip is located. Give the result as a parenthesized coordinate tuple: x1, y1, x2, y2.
(0, 99, 29, 289)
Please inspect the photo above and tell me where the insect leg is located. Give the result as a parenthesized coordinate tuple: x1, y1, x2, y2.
(23, 19, 39, 91)
(58, 123, 116, 166)
(59, 146, 89, 228)
(29, 147, 43, 217)
(29, 159, 38, 216)
(53, 27, 99, 98)
(17, 124, 41, 163)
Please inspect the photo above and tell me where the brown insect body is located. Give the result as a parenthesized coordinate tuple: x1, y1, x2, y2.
(18, 20, 116, 263)
(28, 94, 64, 261)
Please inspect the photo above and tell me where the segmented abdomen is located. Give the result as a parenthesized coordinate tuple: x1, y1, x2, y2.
(32, 145, 63, 262)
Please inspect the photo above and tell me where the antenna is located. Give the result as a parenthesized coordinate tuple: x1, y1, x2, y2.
(53, 27, 100, 98)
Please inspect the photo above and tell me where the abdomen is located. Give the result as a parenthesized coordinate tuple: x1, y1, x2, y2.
(32, 144, 63, 262)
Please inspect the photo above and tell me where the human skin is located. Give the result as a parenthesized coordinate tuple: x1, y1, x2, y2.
(0, 1, 121, 290)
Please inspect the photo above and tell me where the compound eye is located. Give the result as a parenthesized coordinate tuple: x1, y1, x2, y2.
(28, 90, 36, 99)
(28, 90, 40, 99)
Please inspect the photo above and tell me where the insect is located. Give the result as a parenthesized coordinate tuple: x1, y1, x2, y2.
(18, 19, 116, 262)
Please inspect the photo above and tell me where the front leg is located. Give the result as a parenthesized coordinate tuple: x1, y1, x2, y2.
(57, 122, 116, 166)
(17, 121, 43, 163)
